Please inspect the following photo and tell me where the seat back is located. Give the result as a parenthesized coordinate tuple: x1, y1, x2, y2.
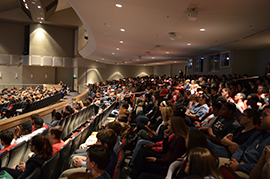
(0, 150, 9, 167)
(70, 131, 82, 155)
(25, 167, 41, 179)
(7, 141, 28, 167)
(52, 140, 72, 179)
(21, 141, 32, 163)
(40, 152, 60, 179)
(113, 149, 125, 179)
(219, 165, 240, 179)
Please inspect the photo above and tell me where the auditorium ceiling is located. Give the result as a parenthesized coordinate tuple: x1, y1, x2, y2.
(0, 0, 270, 65)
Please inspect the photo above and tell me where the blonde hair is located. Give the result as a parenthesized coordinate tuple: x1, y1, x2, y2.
(188, 147, 223, 179)
(161, 106, 173, 126)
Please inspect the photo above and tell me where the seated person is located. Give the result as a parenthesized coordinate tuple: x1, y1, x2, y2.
(184, 93, 210, 127)
(1, 135, 53, 179)
(201, 102, 240, 145)
(0, 131, 16, 153)
(50, 112, 62, 126)
(218, 106, 270, 178)
(234, 93, 247, 111)
(49, 126, 65, 155)
(195, 102, 222, 129)
(11, 121, 32, 144)
(209, 109, 259, 158)
(30, 114, 47, 132)
(249, 145, 270, 179)
(60, 129, 117, 178)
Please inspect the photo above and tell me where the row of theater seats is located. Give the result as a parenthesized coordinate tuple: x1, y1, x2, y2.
(0, 101, 117, 179)
(0, 93, 63, 118)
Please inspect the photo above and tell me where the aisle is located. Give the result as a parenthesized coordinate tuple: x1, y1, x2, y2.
(61, 92, 80, 105)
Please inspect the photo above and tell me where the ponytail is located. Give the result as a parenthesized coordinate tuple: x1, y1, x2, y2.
(31, 135, 53, 160)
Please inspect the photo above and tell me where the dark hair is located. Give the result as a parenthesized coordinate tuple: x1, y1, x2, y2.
(54, 112, 62, 121)
(212, 102, 222, 110)
(248, 93, 259, 102)
(121, 102, 129, 110)
(107, 121, 121, 136)
(222, 102, 236, 113)
(66, 105, 75, 114)
(49, 126, 63, 140)
(187, 130, 208, 156)
(0, 131, 13, 145)
(21, 121, 32, 133)
(68, 172, 94, 179)
(96, 129, 117, 150)
(244, 109, 260, 125)
(30, 114, 40, 120)
(87, 145, 110, 170)
(223, 88, 231, 96)
(34, 118, 44, 127)
(200, 93, 210, 105)
(31, 135, 53, 160)
(216, 96, 227, 104)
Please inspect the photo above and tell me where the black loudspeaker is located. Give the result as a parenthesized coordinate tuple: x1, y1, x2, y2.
(23, 24, 30, 55)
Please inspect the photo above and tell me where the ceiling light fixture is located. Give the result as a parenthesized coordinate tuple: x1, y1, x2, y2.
(115, 4, 122, 8)
(120, 29, 125, 32)
(146, 51, 150, 56)
(39, 21, 42, 23)
(112, 52, 115, 55)
(187, 43, 191, 46)
(116, 48, 119, 51)
(200, 28, 205, 32)
(188, 8, 198, 21)
(166, 52, 169, 54)
(152, 57, 155, 59)
(155, 45, 160, 51)
(120, 40, 123, 43)
(37, 5, 41, 8)
(40, 17, 43, 20)
(102, 58, 104, 60)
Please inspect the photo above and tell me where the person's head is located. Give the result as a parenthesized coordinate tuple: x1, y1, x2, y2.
(86, 145, 110, 171)
(21, 121, 32, 135)
(212, 102, 222, 116)
(54, 112, 62, 121)
(34, 118, 44, 130)
(106, 121, 122, 136)
(198, 93, 209, 106)
(185, 130, 208, 155)
(168, 116, 188, 139)
(185, 147, 222, 179)
(49, 126, 63, 141)
(121, 102, 129, 110)
(96, 129, 117, 150)
(0, 131, 13, 147)
(216, 96, 227, 104)
(240, 109, 259, 126)
(261, 106, 270, 130)
(211, 86, 218, 95)
(30, 114, 40, 125)
(221, 88, 230, 97)
(221, 102, 236, 119)
(247, 93, 259, 107)
(161, 106, 173, 125)
(234, 93, 246, 102)
(257, 85, 265, 94)
(65, 105, 75, 114)
(30, 135, 53, 160)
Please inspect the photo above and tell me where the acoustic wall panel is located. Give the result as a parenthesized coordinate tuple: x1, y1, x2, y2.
(54, 57, 63, 67)
(43, 56, 52, 66)
(0, 54, 10, 64)
(31, 56, 41, 65)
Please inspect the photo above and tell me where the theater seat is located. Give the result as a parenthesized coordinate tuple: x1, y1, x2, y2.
(113, 149, 126, 179)
(7, 141, 27, 168)
(219, 165, 241, 179)
(0, 150, 9, 167)
(39, 152, 60, 179)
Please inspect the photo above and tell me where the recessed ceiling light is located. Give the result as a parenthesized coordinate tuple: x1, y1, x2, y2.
(187, 43, 191, 45)
(39, 21, 42, 23)
(120, 29, 125, 32)
(200, 29, 206, 32)
(115, 4, 122, 8)
(125, 61, 127, 63)
(23, 0, 26, 2)
(174, 61, 177, 63)
(116, 48, 119, 51)
(137, 59, 139, 61)
(32, 2, 36, 4)
(102, 58, 104, 60)
(152, 57, 155, 59)
(166, 52, 169, 54)
(157, 63, 159, 65)
(40, 17, 43, 20)
(96, 60, 98, 62)
(120, 41, 123, 43)
(144, 64, 145, 66)
(37, 5, 41, 8)
(112, 53, 115, 55)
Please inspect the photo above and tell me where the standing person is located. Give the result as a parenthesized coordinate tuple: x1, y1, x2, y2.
(265, 63, 270, 76)
(1, 135, 53, 179)
(179, 70, 184, 77)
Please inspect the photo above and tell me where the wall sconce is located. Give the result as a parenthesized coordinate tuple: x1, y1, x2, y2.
(15, 73, 18, 79)
(45, 73, 47, 78)
(31, 73, 33, 78)
(0, 72, 2, 78)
